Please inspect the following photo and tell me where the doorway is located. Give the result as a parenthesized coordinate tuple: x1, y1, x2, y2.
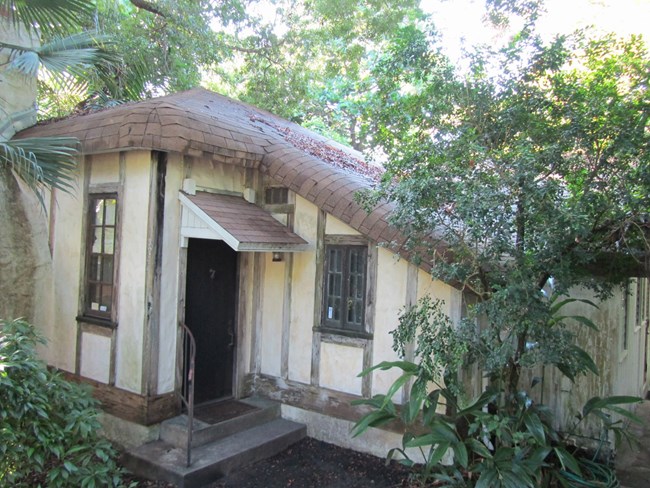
(184, 238, 238, 404)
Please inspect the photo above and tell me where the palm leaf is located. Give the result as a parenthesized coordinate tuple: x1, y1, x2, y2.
(1, 137, 79, 202)
(5, 31, 117, 84)
(0, 0, 94, 35)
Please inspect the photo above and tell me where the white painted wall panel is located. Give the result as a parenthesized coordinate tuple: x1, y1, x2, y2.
(288, 196, 318, 383)
(260, 254, 284, 377)
(46, 171, 85, 371)
(320, 342, 363, 395)
(157, 154, 183, 394)
(325, 215, 361, 235)
(372, 248, 408, 397)
(89, 153, 119, 185)
(115, 151, 151, 393)
(80, 333, 111, 383)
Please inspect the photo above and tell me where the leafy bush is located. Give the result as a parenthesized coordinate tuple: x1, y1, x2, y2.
(354, 360, 640, 487)
(352, 297, 642, 487)
(0, 318, 130, 487)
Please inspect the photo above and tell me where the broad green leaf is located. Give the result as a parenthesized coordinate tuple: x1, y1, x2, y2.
(382, 372, 413, 408)
(357, 360, 418, 377)
(475, 469, 499, 488)
(554, 447, 581, 475)
(428, 442, 450, 465)
(467, 438, 493, 458)
(351, 410, 396, 437)
(522, 411, 545, 445)
(453, 441, 469, 468)
(553, 315, 599, 331)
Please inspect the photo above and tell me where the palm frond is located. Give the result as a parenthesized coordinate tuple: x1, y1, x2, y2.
(0, 0, 94, 35)
(5, 31, 118, 78)
(1, 137, 79, 201)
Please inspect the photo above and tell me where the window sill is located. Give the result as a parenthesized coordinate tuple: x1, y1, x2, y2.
(76, 315, 117, 329)
(314, 326, 373, 341)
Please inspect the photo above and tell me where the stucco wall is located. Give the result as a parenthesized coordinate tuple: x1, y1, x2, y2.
(260, 254, 286, 377)
(42, 170, 85, 372)
(288, 195, 318, 384)
(157, 153, 183, 394)
(372, 249, 409, 397)
(113, 151, 151, 392)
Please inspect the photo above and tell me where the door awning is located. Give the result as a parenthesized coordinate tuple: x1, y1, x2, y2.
(179, 191, 309, 252)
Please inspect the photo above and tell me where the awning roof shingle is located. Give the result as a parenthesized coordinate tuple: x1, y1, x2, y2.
(180, 191, 309, 252)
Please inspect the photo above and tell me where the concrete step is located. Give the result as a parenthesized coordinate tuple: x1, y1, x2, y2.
(122, 417, 306, 488)
(161, 397, 280, 448)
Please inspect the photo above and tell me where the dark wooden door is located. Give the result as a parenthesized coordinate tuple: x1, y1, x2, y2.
(184, 238, 238, 404)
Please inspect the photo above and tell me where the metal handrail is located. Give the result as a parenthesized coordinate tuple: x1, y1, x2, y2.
(179, 322, 196, 467)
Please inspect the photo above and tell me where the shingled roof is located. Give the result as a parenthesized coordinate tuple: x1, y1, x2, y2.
(18, 88, 412, 266)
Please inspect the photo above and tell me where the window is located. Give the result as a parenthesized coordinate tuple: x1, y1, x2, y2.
(83, 195, 118, 321)
(265, 187, 289, 205)
(323, 245, 367, 332)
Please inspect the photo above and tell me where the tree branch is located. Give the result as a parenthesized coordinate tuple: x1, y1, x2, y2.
(129, 0, 166, 17)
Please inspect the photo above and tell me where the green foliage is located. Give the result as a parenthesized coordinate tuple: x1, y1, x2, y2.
(390, 297, 469, 397)
(353, 360, 642, 487)
(357, 19, 649, 482)
(0, 0, 121, 199)
(0, 319, 130, 487)
(0, 0, 95, 35)
(1, 137, 78, 194)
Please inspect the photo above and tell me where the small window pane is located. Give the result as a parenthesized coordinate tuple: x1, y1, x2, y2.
(88, 283, 101, 310)
(93, 199, 104, 225)
(90, 254, 101, 281)
(104, 199, 117, 225)
(92, 228, 103, 253)
(101, 255, 114, 283)
(99, 285, 112, 313)
(104, 227, 115, 254)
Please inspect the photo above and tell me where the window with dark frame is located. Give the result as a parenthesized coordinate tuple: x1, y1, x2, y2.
(323, 245, 367, 332)
(84, 195, 117, 321)
(265, 187, 289, 205)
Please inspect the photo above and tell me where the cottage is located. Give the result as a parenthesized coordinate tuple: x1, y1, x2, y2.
(16, 88, 649, 475)
(15, 88, 460, 453)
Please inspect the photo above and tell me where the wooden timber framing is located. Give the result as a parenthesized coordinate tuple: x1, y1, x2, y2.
(174, 245, 188, 393)
(246, 373, 406, 435)
(310, 209, 326, 386)
(142, 151, 167, 396)
(75, 156, 92, 376)
(281, 252, 293, 379)
(250, 252, 265, 374)
(60, 371, 180, 425)
(235, 252, 251, 398)
(362, 242, 378, 397)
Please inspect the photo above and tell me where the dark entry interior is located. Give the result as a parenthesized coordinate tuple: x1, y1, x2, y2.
(184, 238, 238, 404)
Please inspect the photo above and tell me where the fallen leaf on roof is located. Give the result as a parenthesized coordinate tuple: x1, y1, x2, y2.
(249, 114, 383, 183)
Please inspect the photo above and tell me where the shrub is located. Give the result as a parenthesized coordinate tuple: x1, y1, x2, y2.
(352, 297, 642, 487)
(0, 318, 130, 487)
